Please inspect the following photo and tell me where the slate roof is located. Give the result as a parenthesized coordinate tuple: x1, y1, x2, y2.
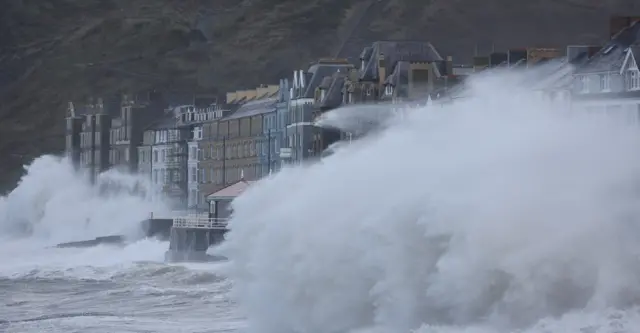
(628, 46, 640, 68)
(360, 41, 443, 81)
(146, 114, 176, 130)
(294, 63, 354, 99)
(575, 20, 640, 74)
(206, 179, 257, 200)
(384, 61, 411, 87)
(318, 72, 348, 109)
(221, 97, 277, 121)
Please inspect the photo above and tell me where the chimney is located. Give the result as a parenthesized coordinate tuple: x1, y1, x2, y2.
(378, 52, 386, 85)
(609, 16, 640, 38)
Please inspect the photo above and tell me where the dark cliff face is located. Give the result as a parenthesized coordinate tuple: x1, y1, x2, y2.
(0, 0, 638, 192)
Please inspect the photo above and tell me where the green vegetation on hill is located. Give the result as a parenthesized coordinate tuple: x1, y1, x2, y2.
(0, 0, 635, 192)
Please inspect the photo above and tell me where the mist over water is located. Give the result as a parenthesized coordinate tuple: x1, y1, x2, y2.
(221, 69, 640, 332)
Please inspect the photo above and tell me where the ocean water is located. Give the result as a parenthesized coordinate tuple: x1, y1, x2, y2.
(4, 66, 640, 332)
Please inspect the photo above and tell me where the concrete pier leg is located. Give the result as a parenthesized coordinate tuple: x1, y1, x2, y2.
(166, 228, 218, 262)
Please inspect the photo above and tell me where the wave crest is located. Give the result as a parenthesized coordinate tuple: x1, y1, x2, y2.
(220, 71, 640, 332)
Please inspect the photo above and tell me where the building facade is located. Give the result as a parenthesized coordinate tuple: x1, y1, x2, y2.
(571, 18, 640, 120)
(66, 98, 112, 184)
(282, 59, 354, 165)
(109, 93, 163, 173)
(274, 78, 291, 170)
(137, 128, 154, 178)
(258, 108, 278, 175)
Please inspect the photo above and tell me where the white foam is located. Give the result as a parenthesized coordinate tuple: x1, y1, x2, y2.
(0, 155, 170, 245)
(220, 69, 640, 332)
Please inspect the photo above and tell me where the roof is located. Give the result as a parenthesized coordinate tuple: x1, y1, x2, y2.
(360, 41, 443, 81)
(384, 61, 411, 87)
(628, 46, 640, 68)
(147, 114, 176, 130)
(221, 97, 277, 121)
(575, 20, 640, 74)
(206, 179, 257, 200)
(318, 72, 348, 109)
(293, 63, 354, 99)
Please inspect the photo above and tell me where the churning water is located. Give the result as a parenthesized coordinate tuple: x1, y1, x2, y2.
(4, 68, 640, 332)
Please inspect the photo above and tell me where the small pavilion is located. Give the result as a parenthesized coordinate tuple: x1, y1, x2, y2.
(205, 177, 256, 219)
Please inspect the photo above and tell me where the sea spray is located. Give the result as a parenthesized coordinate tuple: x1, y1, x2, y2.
(0, 155, 170, 245)
(220, 68, 640, 332)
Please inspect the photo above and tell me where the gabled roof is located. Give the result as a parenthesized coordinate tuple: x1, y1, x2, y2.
(575, 20, 640, 74)
(620, 45, 640, 72)
(206, 179, 257, 200)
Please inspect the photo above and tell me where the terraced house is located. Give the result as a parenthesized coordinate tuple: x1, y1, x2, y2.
(571, 17, 640, 119)
(196, 85, 278, 208)
(282, 58, 354, 164)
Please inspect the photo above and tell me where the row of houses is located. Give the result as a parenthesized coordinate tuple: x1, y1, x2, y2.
(65, 16, 640, 212)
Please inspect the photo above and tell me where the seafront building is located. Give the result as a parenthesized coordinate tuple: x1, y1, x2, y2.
(65, 15, 640, 212)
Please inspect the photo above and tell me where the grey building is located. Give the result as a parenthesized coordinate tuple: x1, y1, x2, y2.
(65, 97, 112, 184)
(137, 122, 160, 180)
(258, 80, 291, 175)
(108, 93, 164, 173)
(571, 18, 640, 118)
(66, 92, 166, 184)
(282, 59, 354, 165)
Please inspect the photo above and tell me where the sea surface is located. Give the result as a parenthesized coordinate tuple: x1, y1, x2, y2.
(0, 239, 244, 333)
(7, 65, 640, 332)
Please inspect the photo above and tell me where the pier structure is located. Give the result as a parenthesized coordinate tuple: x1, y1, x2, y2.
(165, 178, 255, 262)
(165, 215, 228, 262)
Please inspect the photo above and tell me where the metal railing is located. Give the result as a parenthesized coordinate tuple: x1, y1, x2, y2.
(172, 216, 228, 229)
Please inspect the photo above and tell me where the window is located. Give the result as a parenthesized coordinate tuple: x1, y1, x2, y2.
(600, 74, 611, 91)
(191, 167, 197, 182)
(162, 149, 166, 162)
(153, 170, 158, 183)
(125, 147, 130, 162)
(628, 69, 640, 90)
(579, 76, 589, 93)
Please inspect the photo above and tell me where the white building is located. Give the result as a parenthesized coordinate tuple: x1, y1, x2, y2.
(570, 23, 640, 121)
(187, 124, 203, 209)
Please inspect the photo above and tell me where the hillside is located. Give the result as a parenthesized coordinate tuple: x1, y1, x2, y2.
(0, 0, 638, 192)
